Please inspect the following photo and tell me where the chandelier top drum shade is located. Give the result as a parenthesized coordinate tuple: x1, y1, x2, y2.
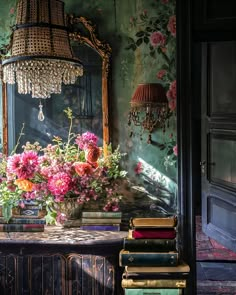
(128, 83, 169, 144)
(1, 0, 83, 99)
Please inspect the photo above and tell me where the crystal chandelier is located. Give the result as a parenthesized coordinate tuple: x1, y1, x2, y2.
(1, 0, 83, 100)
(128, 83, 169, 144)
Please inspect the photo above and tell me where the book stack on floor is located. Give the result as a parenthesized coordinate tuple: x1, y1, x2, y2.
(119, 216, 190, 295)
(80, 211, 122, 231)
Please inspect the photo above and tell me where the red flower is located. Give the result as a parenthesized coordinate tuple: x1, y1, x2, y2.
(134, 162, 143, 175)
(173, 145, 178, 156)
(150, 31, 166, 47)
(74, 162, 93, 177)
(167, 80, 177, 101)
(85, 145, 101, 163)
(167, 15, 176, 37)
(157, 69, 166, 80)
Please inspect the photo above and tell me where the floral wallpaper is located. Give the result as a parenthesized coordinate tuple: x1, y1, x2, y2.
(0, 0, 177, 219)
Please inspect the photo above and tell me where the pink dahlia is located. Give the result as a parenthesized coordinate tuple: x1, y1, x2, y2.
(75, 132, 98, 150)
(47, 172, 71, 196)
(150, 31, 166, 47)
(7, 151, 38, 179)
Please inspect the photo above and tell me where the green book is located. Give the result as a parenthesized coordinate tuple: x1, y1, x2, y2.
(124, 289, 183, 295)
(123, 238, 177, 252)
(82, 211, 122, 218)
(0, 217, 46, 224)
(119, 250, 178, 267)
(81, 217, 121, 224)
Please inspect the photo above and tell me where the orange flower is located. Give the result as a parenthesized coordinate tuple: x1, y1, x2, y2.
(74, 162, 93, 176)
(85, 145, 101, 163)
(15, 179, 34, 191)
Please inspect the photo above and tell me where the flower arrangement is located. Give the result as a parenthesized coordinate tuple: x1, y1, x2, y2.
(0, 108, 127, 224)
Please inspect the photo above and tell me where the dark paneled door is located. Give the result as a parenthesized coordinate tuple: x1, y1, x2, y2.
(201, 41, 236, 251)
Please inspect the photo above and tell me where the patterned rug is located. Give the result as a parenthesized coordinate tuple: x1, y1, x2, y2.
(196, 216, 236, 294)
(196, 216, 236, 261)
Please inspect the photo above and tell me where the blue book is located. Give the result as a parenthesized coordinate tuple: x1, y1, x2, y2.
(80, 225, 120, 231)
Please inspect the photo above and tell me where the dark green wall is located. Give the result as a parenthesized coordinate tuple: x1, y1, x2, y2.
(0, 0, 177, 217)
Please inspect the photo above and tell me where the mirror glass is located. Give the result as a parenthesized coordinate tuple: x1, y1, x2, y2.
(7, 44, 102, 152)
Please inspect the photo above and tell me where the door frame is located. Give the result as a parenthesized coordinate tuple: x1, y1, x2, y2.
(176, 0, 196, 293)
(177, 1, 236, 293)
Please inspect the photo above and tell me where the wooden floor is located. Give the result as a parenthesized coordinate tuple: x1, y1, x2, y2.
(196, 216, 236, 294)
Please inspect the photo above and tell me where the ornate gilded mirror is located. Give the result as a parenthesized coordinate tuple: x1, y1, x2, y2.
(1, 16, 111, 155)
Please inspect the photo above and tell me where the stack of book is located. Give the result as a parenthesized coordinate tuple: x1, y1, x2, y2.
(0, 217, 46, 232)
(80, 211, 122, 231)
(119, 216, 189, 295)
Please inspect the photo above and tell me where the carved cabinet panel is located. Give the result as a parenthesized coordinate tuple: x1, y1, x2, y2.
(0, 253, 121, 295)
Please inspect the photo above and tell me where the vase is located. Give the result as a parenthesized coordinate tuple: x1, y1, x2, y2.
(53, 198, 82, 220)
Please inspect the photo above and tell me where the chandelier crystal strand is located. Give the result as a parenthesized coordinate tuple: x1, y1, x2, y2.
(3, 60, 83, 99)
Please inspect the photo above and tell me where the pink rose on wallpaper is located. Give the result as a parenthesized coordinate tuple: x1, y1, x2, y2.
(168, 99, 176, 111)
(167, 80, 177, 100)
(10, 7, 15, 14)
(157, 69, 166, 79)
(134, 162, 143, 175)
(161, 0, 169, 3)
(167, 15, 176, 37)
(150, 31, 166, 47)
(173, 144, 178, 156)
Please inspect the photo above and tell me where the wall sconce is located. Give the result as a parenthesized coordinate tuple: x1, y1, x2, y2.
(128, 83, 169, 144)
(1, 0, 83, 103)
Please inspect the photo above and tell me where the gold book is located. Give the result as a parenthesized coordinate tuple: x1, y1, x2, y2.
(125, 263, 190, 273)
(121, 279, 186, 289)
(130, 216, 177, 228)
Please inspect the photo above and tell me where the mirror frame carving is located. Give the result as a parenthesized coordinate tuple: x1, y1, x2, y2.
(1, 16, 112, 155)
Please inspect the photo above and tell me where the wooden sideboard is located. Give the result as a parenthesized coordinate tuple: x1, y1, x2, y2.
(0, 227, 127, 295)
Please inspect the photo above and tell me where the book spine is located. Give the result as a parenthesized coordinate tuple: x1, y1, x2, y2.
(123, 238, 176, 252)
(130, 229, 176, 239)
(122, 272, 189, 280)
(121, 279, 186, 288)
(0, 224, 44, 232)
(124, 288, 182, 295)
(130, 216, 177, 228)
(80, 225, 120, 231)
(0, 218, 46, 224)
(119, 251, 178, 267)
(125, 263, 190, 274)
(81, 218, 121, 224)
(82, 211, 122, 218)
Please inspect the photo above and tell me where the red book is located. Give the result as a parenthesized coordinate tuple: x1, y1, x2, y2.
(129, 228, 176, 239)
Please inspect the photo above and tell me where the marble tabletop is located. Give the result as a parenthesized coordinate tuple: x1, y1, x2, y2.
(0, 226, 128, 245)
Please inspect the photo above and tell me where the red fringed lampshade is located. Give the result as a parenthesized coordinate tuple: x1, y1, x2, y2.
(128, 83, 169, 144)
